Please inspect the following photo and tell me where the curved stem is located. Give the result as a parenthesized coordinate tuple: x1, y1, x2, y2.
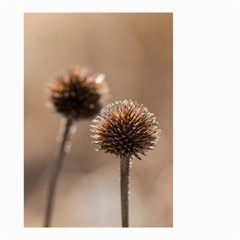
(120, 156, 130, 227)
(44, 118, 74, 227)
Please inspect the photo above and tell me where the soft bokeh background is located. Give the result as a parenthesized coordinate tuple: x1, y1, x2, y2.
(24, 13, 173, 227)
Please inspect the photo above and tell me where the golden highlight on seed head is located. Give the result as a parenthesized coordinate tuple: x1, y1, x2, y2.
(91, 100, 160, 160)
(48, 65, 109, 120)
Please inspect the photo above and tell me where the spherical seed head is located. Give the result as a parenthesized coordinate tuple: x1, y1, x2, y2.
(91, 100, 160, 160)
(48, 66, 109, 120)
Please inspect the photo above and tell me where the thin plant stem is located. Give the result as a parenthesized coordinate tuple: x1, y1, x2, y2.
(120, 156, 130, 227)
(44, 117, 74, 227)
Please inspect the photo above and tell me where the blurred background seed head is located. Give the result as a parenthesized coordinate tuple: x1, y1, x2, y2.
(24, 13, 173, 227)
(48, 65, 109, 120)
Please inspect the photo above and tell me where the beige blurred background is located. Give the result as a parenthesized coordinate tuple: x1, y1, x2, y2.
(24, 13, 173, 227)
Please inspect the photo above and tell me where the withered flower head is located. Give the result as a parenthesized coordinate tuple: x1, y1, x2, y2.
(91, 100, 160, 160)
(48, 66, 109, 120)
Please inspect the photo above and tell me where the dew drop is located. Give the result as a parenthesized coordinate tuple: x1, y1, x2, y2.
(95, 74, 105, 84)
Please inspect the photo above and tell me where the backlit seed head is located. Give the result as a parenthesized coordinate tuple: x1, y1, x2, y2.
(48, 66, 109, 120)
(91, 100, 160, 160)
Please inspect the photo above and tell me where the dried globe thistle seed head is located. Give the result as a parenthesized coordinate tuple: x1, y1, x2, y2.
(48, 65, 109, 120)
(91, 100, 160, 160)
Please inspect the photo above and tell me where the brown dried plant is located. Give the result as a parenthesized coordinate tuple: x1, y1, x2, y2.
(91, 100, 160, 227)
(44, 65, 109, 227)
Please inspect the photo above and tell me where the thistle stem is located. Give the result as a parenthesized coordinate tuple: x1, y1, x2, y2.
(120, 156, 130, 227)
(44, 117, 74, 227)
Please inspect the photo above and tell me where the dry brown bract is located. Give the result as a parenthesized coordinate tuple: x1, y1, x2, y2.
(91, 100, 160, 160)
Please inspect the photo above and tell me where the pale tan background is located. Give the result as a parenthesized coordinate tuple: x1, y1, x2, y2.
(24, 13, 173, 227)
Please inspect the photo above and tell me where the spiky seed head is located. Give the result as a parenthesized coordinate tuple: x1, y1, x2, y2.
(91, 100, 160, 160)
(48, 65, 109, 120)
